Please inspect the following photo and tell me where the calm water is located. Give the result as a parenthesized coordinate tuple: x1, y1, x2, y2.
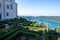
(37, 19, 60, 28)
(27, 18, 60, 28)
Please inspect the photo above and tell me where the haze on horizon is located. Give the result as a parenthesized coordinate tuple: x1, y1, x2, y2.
(16, 0, 60, 16)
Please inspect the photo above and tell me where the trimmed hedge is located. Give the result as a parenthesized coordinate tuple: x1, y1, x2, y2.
(0, 29, 17, 40)
(5, 31, 20, 40)
(0, 28, 40, 40)
(5, 29, 40, 40)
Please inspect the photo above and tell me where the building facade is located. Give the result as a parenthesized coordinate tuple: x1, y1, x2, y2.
(0, 0, 17, 21)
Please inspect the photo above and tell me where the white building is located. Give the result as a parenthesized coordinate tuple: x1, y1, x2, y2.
(0, 0, 17, 21)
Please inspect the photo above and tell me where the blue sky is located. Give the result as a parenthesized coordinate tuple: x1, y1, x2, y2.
(16, 0, 60, 16)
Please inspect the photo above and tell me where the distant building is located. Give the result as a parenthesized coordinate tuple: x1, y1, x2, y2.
(0, 0, 17, 21)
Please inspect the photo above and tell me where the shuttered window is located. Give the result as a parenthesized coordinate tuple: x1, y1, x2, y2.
(7, 5, 9, 9)
(0, 3, 1, 7)
(10, 4, 13, 9)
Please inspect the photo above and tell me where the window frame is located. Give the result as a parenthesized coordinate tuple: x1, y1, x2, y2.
(7, 5, 9, 9)
(6, 13, 9, 16)
(10, 0, 12, 1)
(10, 4, 13, 9)
(0, 3, 1, 7)
(0, 14, 2, 19)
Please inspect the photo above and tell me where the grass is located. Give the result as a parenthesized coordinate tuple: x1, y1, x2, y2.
(25, 26, 47, 31)
(0, 18, 60, 40)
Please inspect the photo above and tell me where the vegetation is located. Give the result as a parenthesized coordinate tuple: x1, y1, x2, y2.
(0, 28, 40, 40)
(0, 17, 32, 28)
(0, 17, 60, 40)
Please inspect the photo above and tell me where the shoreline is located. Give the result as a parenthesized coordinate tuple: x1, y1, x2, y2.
(37, 18, 60, 23)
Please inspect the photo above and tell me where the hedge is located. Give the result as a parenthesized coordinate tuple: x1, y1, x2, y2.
(5, 31, 20, 40)
(5, 30, 40, 40)
(0, 29, 17, 40)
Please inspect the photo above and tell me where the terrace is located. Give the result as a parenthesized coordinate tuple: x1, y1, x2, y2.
(0, 18, 60, 40)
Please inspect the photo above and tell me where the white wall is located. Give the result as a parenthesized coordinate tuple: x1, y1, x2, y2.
(4, 0, 17, 19)
(0, 0, 5, 20)
(6, 0, 15, 2)
(0, 0, 17, 20)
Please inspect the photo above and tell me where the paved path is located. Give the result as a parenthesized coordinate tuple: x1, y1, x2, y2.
(40, 30, 45, 40)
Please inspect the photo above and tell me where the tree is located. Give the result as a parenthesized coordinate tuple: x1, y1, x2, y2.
(39, 23, 46, 28)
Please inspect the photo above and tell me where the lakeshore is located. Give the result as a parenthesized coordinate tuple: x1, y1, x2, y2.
(37, 18, 60, 23)
(0, 17, 60, 40)
(26, 17, 60, 28)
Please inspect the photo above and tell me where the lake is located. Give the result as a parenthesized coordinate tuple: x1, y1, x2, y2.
(26, 18, 60, 28)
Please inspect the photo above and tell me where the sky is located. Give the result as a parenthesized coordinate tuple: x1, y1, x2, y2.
(15, 0, 60, 16)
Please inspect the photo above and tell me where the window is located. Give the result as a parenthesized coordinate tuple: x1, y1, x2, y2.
(7, 5, 9, 9)
(0, 14, 2, 19)
(10, 4, 13, 9)
(0, 3, 1, 7)
(10, 0, 12, 1)
(6, 13, 9, 16)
